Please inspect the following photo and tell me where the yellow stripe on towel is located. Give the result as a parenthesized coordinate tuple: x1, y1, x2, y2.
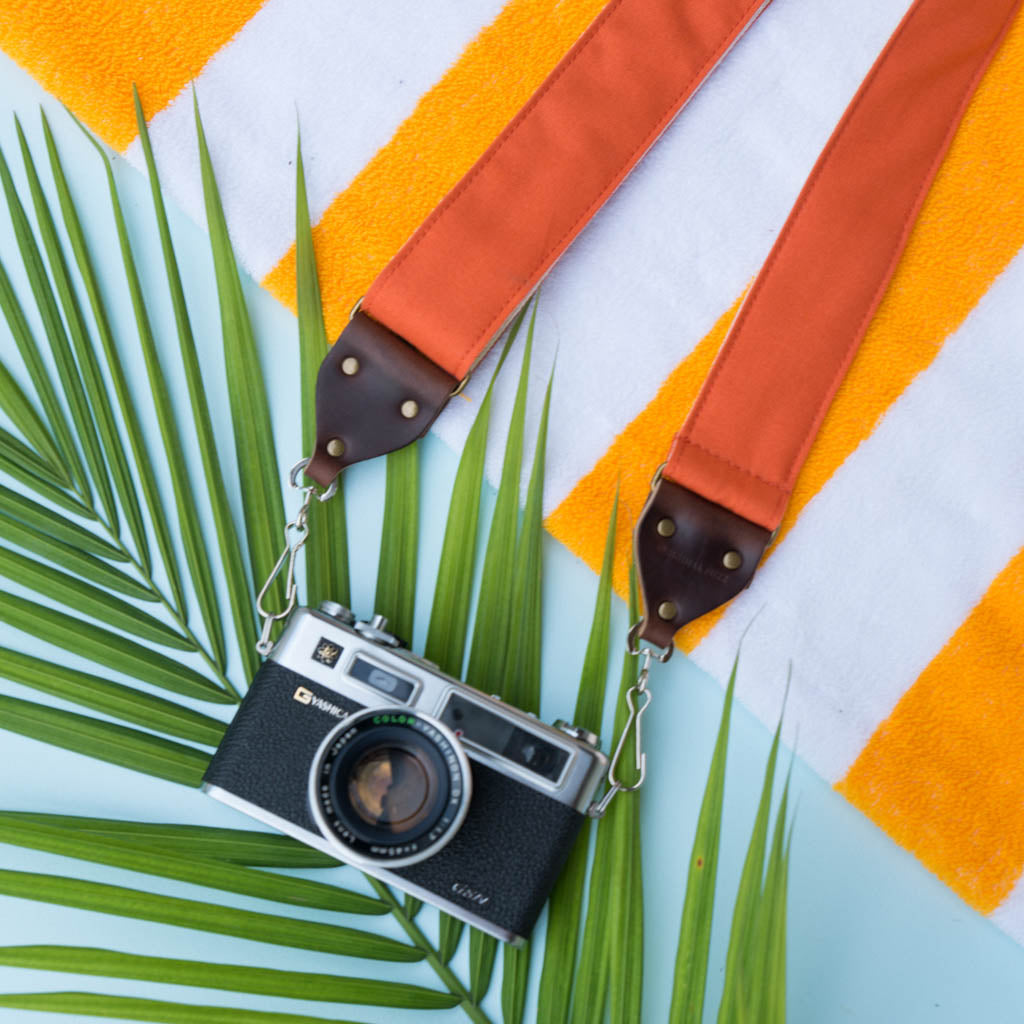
(260, 0, 609, 339)
(0, 0, 265, 150)
(546, 8, 1024, 651)
(838, 547, 1024, 914)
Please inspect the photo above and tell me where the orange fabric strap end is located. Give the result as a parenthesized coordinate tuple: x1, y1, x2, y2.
(361, 0, 771, 381)
(663, 0, 1024, 532)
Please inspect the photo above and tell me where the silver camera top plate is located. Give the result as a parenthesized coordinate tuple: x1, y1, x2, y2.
(270, 605, 607, 813)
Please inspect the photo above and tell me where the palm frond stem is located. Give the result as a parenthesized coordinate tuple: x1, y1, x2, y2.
(366, 878, 495, 1024)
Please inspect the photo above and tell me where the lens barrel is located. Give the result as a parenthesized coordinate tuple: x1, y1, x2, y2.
(310, 708, 471, 867)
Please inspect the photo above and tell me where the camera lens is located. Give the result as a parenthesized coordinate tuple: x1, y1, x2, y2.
(347, 743, 440, 831)
(310, 709, 471, 868)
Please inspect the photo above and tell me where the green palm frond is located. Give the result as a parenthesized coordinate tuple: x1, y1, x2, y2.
(0, 993, 373, 1024)
(0, 817, 384, 914)
(375, 442, 419, 642)
(0, 94, 792, 1024)
(0, 814, 334, 867)
(17, 115, 149, 565)
(0, 133, 99, 512)
(0, 693, 211, 785)
(606, 566, 646, 1024)
(460, 301, 541, 1005)
(45, 108, 189, 615)
(193, 92, 286, 641)
(0, 948, 460, 1010)
(295, 134, 349, 610)
(536, 490, 618, 1024)
(133, 85, 255, 680)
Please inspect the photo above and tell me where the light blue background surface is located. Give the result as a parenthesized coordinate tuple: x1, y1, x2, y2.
(0, 50, 1021, 1024)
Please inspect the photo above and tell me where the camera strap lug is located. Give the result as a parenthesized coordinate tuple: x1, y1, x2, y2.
(255, 458, 338, 656)
(588, 630, 671, 819)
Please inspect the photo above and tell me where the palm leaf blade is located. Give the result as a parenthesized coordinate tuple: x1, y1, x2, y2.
(429, 319, 523, 966)
(193, 93, 286, 654)
(0, 870, 421, 961)
(734, 767, 791, 1024)
(0, 992, 368, 1024)
(718, 715, 783, 1023)
(0, 482, 127, 562)
(45, 109, 191, 606)
(375, 443, 418, 642)
(6, 122, 118, 527)
(607, 566, 645, 1024)
(537, 494, 618, 1024)
(422, 384, 493, 677)
(0, 546, 189, 648)
(464, 302, 535, 694)
(503, 365, 552, 715)
(462, 301, 538, 1003)
(0, 946, 460, 1010)
(0, 815, 336, 868)
(20, 115, 150, 567)
(0, 819, 384, 915)
(0, 355, 66, 479)
(133, 86, 252, 676)
(0, 695, 211, 786)
(73, 118, 238, 665)
(500, 364, 553, 1024)
(0, 163, 88, 498)
(0, 511, 151, 599)
(668, 655, 739, 1024)
(0, 426, 87, 513)
(0, 649, 226, 746)
(295, 135, 349, 609)
(0, 592, 231, 703)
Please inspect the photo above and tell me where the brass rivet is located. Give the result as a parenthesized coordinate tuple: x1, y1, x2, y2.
(400, 400, 420, 419)
(657, 601, 677, 621)
(656, 517, 676, 538)
(341, 356, 360, 376)
(326, 438, 346, 458)
(723, 550, 742, 570)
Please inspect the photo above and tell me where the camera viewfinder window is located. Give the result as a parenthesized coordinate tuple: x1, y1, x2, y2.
(349, 656, 416, 702)
(440, 694, 569, 783)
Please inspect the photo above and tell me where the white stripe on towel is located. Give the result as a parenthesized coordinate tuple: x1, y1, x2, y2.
(123, 0, 507, 280)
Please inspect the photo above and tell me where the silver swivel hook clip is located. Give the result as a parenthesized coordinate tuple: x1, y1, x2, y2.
(588, 623, 672, 818)
(255, 459, 338, 656)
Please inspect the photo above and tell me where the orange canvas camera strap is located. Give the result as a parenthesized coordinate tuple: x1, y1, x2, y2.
(308, 0, 1022, 649)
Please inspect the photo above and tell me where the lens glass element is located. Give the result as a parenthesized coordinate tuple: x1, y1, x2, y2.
(347, 743, 440, 831)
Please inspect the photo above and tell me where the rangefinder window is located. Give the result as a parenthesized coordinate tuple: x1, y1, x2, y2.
(349, 656, 416, 702)
(440, 693, 569, 783)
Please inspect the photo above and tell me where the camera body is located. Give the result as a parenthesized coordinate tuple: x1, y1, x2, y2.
(203, 603, 607, 943)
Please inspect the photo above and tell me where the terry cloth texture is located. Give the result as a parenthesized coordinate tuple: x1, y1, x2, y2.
(1, 0, 1023, 939)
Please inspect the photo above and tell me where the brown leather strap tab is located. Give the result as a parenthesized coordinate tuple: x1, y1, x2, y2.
(308, 312, 456, 486)
(361, 0, 773, 381)
(635, 478, 771, 648)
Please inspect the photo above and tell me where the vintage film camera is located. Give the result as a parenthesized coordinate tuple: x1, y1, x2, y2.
(203, 602, 608, 943)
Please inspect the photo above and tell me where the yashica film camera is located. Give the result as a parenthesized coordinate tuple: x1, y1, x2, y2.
(203, 602, 608, 943)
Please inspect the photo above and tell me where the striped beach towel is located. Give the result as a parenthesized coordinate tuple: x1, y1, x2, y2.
(2, 0, 1023, 942)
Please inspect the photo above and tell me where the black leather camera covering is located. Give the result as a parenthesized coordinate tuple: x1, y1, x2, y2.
(391, 758, 584, 938)
(204, 661, 365, 833)
(204, 660, 586, 939)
